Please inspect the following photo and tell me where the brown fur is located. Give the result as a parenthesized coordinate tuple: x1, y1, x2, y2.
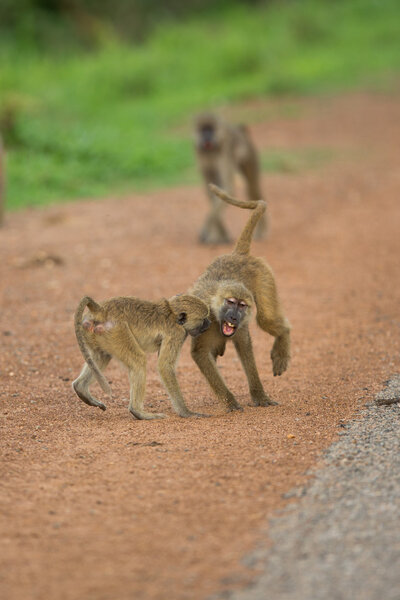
(188, 184, 290, 411)
(72, 294, 210, 420)
(194, 113, 267, 244)
(0, 135, 4, 226)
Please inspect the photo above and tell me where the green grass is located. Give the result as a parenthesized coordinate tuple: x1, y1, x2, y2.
(1, 0, 400, 211)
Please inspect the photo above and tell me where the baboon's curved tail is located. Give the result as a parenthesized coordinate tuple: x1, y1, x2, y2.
(74, 296, 112, 397)
(209, 184, 266, 255)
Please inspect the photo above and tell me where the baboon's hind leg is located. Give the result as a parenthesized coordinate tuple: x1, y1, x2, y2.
(72, 351, 111, 411)
(239, 159, 267, 240)
(200, 169, 231, 244)
(200, 194, 231, 244)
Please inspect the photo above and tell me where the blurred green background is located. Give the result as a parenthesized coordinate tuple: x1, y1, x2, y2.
(1, 0, 399, 211)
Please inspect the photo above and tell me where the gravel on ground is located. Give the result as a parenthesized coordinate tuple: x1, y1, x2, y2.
(215, 377, 400, 600)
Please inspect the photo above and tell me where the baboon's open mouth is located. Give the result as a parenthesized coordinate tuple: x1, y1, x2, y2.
(222, 321, 236, 337)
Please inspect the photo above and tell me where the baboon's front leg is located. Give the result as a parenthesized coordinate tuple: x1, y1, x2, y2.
(258, 314, 291, 377)
(233, 327, 277, 406)
(270, 326, 291, 376)
(127, 364, 165, 420)
(191, 333, 242, 412)
(158, 340, 209, 418)
(112, 323, 166, 420)
(72, 351, 111, 411)
(254, 273, 291, 376)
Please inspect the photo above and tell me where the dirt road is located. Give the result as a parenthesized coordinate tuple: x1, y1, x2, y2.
(1, 91, 399, 600)
(224, 378, 400, 600)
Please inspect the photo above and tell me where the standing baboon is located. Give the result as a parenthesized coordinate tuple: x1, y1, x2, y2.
(188, 184, 290, 411)
(0, 135, 4, 226)
(194, 113, 267, 244)
(72, 293, 210, 420)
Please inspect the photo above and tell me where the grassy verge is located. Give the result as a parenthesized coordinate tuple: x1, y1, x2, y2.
(1, 0, 400, 210)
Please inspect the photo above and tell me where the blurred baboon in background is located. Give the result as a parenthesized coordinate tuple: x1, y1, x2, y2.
(0, 135, 4, 226)
(194, 113, 267, 244)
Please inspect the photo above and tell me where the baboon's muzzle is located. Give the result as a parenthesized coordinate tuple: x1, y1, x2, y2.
(189, 318, 211, 337)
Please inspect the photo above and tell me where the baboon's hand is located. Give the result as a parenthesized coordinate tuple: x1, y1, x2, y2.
(129, 409, 166, 420)
(226, 403, 243, 413)
(220, 389, 243, 412)
(252, 393, 278, 407)
(271, 338, 290, 376)
(179, 410, 210, 418)
(271, 354, 289, 377)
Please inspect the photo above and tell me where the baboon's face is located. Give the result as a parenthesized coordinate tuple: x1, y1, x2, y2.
(218, 297, 250, 338)
(174, 297, 211, 337)
(187, 316, 211, 337)
(196, 119, 221, 153)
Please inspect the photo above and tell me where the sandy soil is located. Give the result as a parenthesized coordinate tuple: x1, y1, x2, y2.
(1, 91, 399, 600)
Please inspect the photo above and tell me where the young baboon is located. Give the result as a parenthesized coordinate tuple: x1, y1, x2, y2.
(72, 294, 211, 420)
(188, 184, 290, 411)
(194, 113, 267, 244)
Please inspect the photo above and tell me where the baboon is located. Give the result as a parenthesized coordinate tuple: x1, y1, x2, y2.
(188, 184, 290, 411)
(0, 135, 4, 226)
(194, 113, 267, 244)
(72, 294, 211, 420)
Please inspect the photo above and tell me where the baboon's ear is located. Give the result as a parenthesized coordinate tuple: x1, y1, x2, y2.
(177, 312, 187, 325)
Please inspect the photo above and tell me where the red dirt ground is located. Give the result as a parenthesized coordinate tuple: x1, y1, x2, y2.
(1, 91, 399, 600)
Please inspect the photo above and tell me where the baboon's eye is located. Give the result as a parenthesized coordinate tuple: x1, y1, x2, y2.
(226, 298, 236, 305)
(239, 301, 247, 309)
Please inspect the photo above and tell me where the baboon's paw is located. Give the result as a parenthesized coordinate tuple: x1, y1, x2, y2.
(73, 382, 107, 411)
(199, 231, 231, 245)
(178, 410, 210, 418)
(252, 394, 278, 407)
(150, 412, 167, 419)
(85, 398, 107, 410)
(272, 359, 289, 377)
(129, 409, 166, 420)
(191, 411, 211, 418)
(271, 350, 290, 377)
(226, 403, 243, 413)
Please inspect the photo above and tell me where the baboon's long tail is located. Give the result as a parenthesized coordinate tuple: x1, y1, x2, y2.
(209, 184, 266, 255)
(74, 296, 112, 397)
